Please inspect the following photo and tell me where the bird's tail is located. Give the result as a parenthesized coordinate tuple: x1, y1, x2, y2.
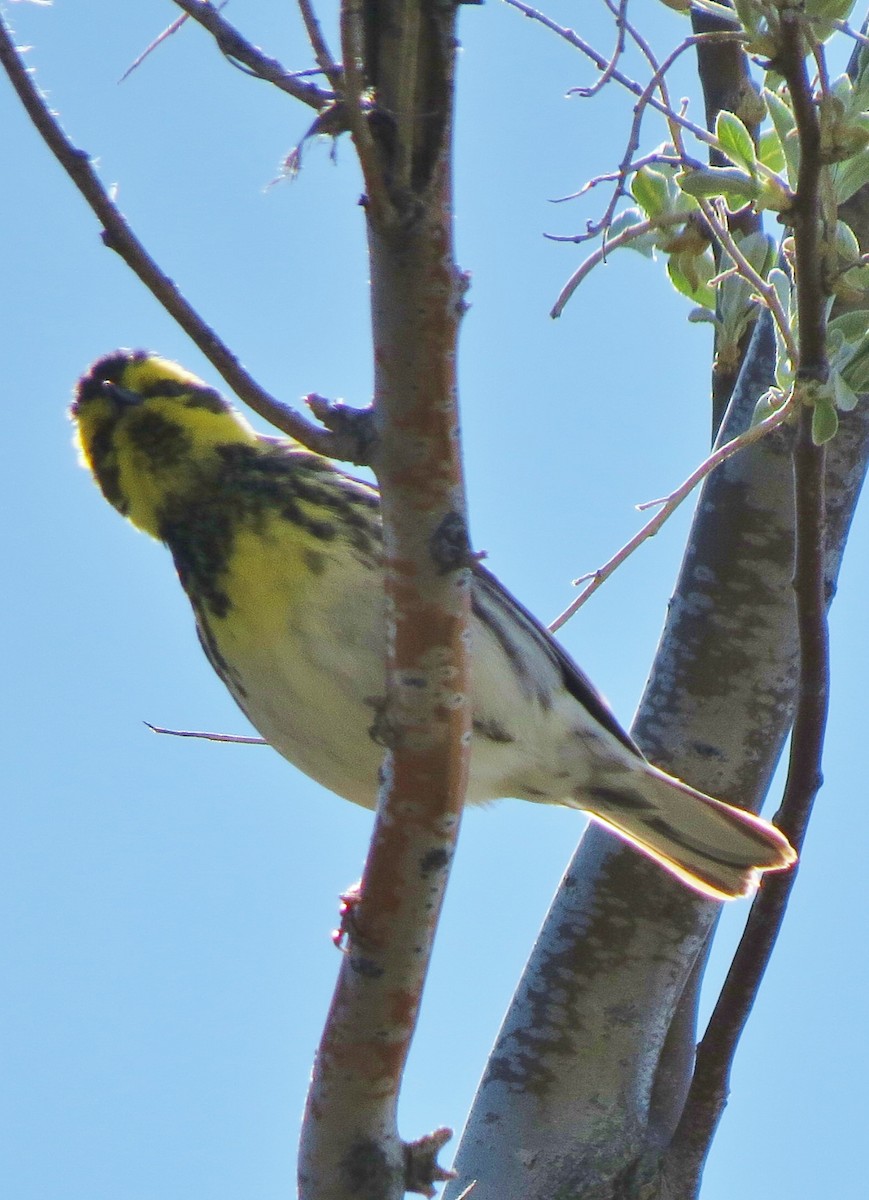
(582, 764, 796, 900)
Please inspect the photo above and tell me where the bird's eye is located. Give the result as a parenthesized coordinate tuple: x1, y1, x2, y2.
(101, 381, 142, 408)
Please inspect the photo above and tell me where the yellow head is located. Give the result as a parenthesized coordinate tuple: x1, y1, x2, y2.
(71, 351, 258, 539)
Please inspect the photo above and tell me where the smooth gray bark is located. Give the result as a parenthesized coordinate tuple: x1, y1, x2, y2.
(445, 314, 869, 1198)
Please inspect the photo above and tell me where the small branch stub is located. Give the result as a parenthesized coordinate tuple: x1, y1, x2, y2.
(404, 1127, 456, 1198)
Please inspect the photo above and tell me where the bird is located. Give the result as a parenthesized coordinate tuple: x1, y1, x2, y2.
(70, 349, 796, 901)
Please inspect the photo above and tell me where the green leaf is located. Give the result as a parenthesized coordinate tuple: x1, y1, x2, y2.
(751, 387, 787, 426)
(715, 111, 758, 173)
(769, 267, 792, 315)
(831, 148, 869, 205)
(607, 207, 658, 257)
(740, 230, 777, 277)
(805, 0, 856, 24)
(631, 167, 672, 218)
(806, 0, 857, 42)
(845, 354, 869, 393)
(677, 166, 761, 205)
(828, 309, 869, 344)
(764, 88, 800, 188)
(852, 48, 869, 109)
(756, 174, 793, 213)
(812, 398, 839, 444)
(840, 330, 869, 392)
(832, 369, 860, 412)
(733, 0, 778, 54)
(835, 219, 862, 261)
(733, 0, 763, 32)
(667, 248, 716, 308)
(768, 268, 794, 391)
(758, 126, 786, 174)
(712, 231, 777, 370)
(830, 73, 855, 106)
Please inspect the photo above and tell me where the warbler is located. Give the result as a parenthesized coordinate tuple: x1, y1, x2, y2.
(71, 350, 795, 901)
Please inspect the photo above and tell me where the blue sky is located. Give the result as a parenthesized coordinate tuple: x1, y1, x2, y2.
(3, 2, 867, 1197)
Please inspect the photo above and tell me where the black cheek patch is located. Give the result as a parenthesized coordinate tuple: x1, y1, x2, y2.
(127, 411, 193, 471)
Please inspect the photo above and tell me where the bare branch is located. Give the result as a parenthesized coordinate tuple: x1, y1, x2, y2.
(549, 209, 700, 315)
(548, 150, 683, 207)
(834, 17, 869, 49)
(698, 199, 799, 361)
(664, 401, 828, 1195)
(144, 723, 267, 746)
(170, 0, 334, 109)
(338, 0, 394, 225)
(691, 1, 765, 431)
(571, 0, 627, 99)
(0, 17, 361, 458)
(549, 392, 795, 631)
(118, 8, 207, 84)
(532, 10, 767, 325)
(297, 0, 342, 90)
(586, 25, 719, 242)
(779, 14, 829, 384)
(504, 0, 726, 151)
(662, 15, 832, 1189)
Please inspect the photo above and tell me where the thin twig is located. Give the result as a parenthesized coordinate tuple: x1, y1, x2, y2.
(169, 0, 333, 109)
(690, 0, 765, 435)
(549, 152, 683, 206)
(699, 198, 800, 363)
(0, 16, 357, 459)
(549, 210, 695, 316)
(580, 28, 746, 249)
(616, 19, 742, 353)
(706, 264, 740, 288)
(624, 19, 754, 176)
(834, 18, 869, 49)
(811, 38, 831, 98)
(570, 21, 753, 250)
(297, 0, 342, 90)
(339, 0, 394, 224)
(572, 0, 627, 99)
(548, 394, 795, 631)
(118, 8, 203, 83)
(538, 10, 782, 324)
(618, 30, 703, 203)
(689, 0, 747, 20)
(145, 722, 267, 745)
(781, 11, 829, 382)
(504, 0, 730, 151)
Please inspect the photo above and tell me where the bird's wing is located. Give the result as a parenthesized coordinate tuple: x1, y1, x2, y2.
(471, 562, 642, 758)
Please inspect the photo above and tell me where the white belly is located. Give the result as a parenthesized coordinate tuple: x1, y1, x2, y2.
(196, 526, 628, 811)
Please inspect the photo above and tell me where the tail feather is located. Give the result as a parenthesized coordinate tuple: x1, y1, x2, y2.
(582, 764, 796, 901)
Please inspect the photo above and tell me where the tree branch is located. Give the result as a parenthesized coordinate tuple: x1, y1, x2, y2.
(549, 393, 794, 630)
(691, 0, 765, 433)
(298, 4, 470, 1197)
(662, 16, 832, 1190)
(663, 406, 828, 1196)
(504, 0, 735, 153)
(779, 12, 829, 384)
(445, 294, 868, 1200)
(297, 0, 343, 90)
(0, 16, 360, 460)
(338, 0, 395, 225)
(170, 0, 334, 109)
